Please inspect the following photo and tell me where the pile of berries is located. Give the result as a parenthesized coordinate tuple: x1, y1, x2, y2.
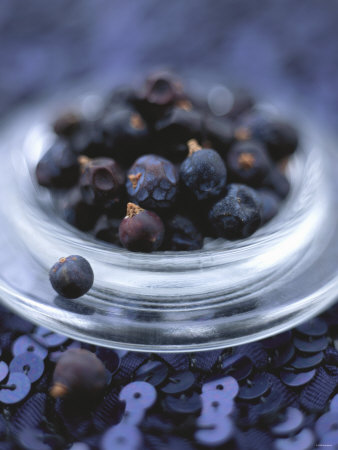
(36, 71, 298, 252)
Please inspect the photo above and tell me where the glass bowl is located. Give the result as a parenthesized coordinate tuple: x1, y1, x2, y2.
(0, 86, 338, 353)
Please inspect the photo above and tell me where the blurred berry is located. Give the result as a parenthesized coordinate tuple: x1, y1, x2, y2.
(256, 189, 281, 224)
(50, 348, 106, 403)
(226, 140, 271, 186)
(155, 107, 204, 146)
(93, 214, 121, 246)
(164, 214, 203, 251)
(53, 111, 83, 137)
(60, 188, 100, 231)
(262, 167, 290, 199)
(36, 140, 79, 188)
(236, 113, 299, 160)
(102, 108, 150, 166)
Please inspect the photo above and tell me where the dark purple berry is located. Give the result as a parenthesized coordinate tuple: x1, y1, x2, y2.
(127, 154, 178, 209)
(93, 214, 121, 246)
(135, 70, 185, 122)
(226, 88, 254, 119)
(155, 107, 204, 146)
(226, 140, 271, 186)
(36, 140, 79, 188)
(256, 189, 281, 224)
(236, 113, 299, 160)
(60, 188, 99, 231)
(209, 184, 261, 239)
(49, 255, 94, 299)
(165, 214, 203, 251)
(53, 111, 83, 137)
(180, 140, 227, 201)
(203, 115, 234, 155)
(80, 157, 125, 208)
(50, 348, 106, 402)
(119, 203, 164, 252)
(101, 109, 150, 165)
(262, 167, 290, 199)
(70, 120, 107, 158)
(104, 85, 138, 113)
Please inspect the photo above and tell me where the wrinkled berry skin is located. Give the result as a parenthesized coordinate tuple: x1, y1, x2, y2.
(119, 205, 165, 252)
(180, 148, 227, 201)
(165, 215, 203, 251)
(51, 348, 106, 403)
(49, 255, 94, 299)
(36, 140, 79, 188)
(256, 189, 281, 224)
(127, 155, 178, 209)
(238, 113, 298, 160)
(226, 140, 271, 186)
(80, 158, 125, 209)
(101, 109, 150, 166)
(209, 184, 261, 239)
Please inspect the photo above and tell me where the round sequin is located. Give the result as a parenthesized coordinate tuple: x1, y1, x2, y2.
(319, 430, 338, 448)
(271, 344, 295, 369)
(122, 407, 145, 426)
(221, 354, 253, 381)
(296, 318, 328, 337)
(9, 352, 44, 383)
(0, 362, 8, 383)
(17, 428, 53, 450)
(290, 351, 323, 370)
(238, 373, 270, 400)
(0, 372, 31, 404)
(271, 407, 304, 436)
(195, 415, 233, 447)
(101, 424, 142, 450)
(255, 391, 283, 424)
(119, 381, 157, 410)
(70, 444, 90, 450)
(33, 327, 69, 348)
(262, 331, 292, 349)
(315, 412, 338, 438)
(280, 368, 316, 387)
(135, 360, 168, 387)
(200, 390, 234, 416)
(163, 392, 202, 415)
(202, 376, 239, 399)
(293, 336, 328, 353)
(274, 428, 315, 450)
(161, 371, 195, 395)
(18, 428, 65, 450)
(12, 335, 48, 360)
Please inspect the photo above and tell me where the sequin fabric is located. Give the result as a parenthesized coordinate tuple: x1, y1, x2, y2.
(0, 304, 335, 449)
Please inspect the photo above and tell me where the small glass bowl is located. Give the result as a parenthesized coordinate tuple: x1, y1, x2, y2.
(0, 86, 338, 352)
